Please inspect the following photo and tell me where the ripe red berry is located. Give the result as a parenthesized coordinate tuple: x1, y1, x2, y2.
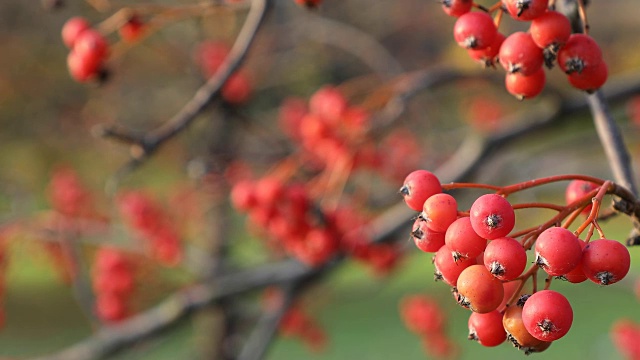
(411, 218, 446, 252)
(469, 194, 515, 240)
(563, 239, 588, 283)
(119, 15, 145, 43)
(529, 10, 572, 51)
(503, 298, 550, 353)
(222, 72, 252, 105)
(557, 34, 603, 74)
(67, 50, 102, 82)
(505, 67, 546, 100)
(468, 310, 507, 347)
(565, 180, 599, 214)
(400, 170, 442, 212)
(309, 86, 348, 125)
(62, 17, 91, 48)
(453, 12, 497, 50)
(535, 227, 582, 276)
(74, 29, 109, 63)
(499, 32, 544, 75)
(567, 60, 608, 92)
(467, 32, 505, 67)
(483, 237, 526, 281)
(433, 245, 476, 286)
(422, 193, 458, 233)
(581, 239, 631, 285)
(456, 265, 504, 313)
(445, 217, 487, 261)
(400, 295, 445, 335)
(522, 290, 573, 341)
(502, 0, 549, 21)
(441, 0, 473, 17)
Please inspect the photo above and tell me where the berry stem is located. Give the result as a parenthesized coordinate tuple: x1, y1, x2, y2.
(576, 0, 590, 34)
(498, 174, 606, 196)
(512, 202, 565, 212)
(442, 182, 502, 191)
(573, 181, 610, 239)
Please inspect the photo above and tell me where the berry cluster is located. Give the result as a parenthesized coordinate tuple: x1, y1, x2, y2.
(445, 0, 607, 99)
(194, 41, 253, 105)
(117, 191, 183, 266)
(399, 295, 457, 358)
(611, 319, 640, 359)
(62, 17, 110, 83)
(401, 170, 633, 354)
(279, 88, 422, 182)
(231, 177, 401, 271)
(92, 247, 136, 323)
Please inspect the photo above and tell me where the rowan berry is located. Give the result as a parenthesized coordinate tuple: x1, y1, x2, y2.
(62, 16, 90, 48)
(468, 310, 506, 347)
(445, 217, 487, 261)
(469, 194, 515, 240)
(400, 170, 442, 212)
(522, 290, 573, 341)
(483, 236, 526, 281)
(502, 0, 549, 21)
(433, 244, 476, 286)
(581, 239, 630, 285)
(535, 227, 582, 276)
(421, 193, 458, 233)
(456, 265, 504, 313)
(453, 12, 497, 50)
(441, 0, 473, 17)
(411, 218, 445, 253)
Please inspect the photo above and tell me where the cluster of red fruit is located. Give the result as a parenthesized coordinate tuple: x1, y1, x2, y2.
(263, 287, 327, 353)
(92, 247, 136, 322)
(399, 295, 457, 358)
(444, 0, 607, 99)
(194, 41, 253, 105)
(62, 17, 110, 83)
(279, 88, 422, 182)
(117, 191, 183, 267)
(400, 169, 631, 354)
(231, 177, 400, 272)
(612, 319, 640, 359)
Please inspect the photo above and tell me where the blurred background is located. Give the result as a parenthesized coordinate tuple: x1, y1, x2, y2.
(1, 0, 640, 359)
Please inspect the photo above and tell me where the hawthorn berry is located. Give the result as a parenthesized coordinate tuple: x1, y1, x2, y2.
(502, 0, 549, 21)
(399, 170, 442, 212)
(522, 290, 573, 341)
(535, 227, 582, 276)
(421, 193, 458, 233)
(469, 194, 515, 240)
(468, 310, 507, 347)
(581, 239, 631, 285)
(445, 217, 487, 261)
(456, 265, 504, 313)
(453, 12, 497, 50)
(483, 236, 526, 281)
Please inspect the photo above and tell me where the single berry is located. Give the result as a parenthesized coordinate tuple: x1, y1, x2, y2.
(399, 170, 442, 212)
(456, 265, 504, 313)
(469, 194, 515, 240)
(483, 237, 527, 281)
(522, 290, 573, 341)
(581, 239, 631, 285)
(453, 12, 497, 50)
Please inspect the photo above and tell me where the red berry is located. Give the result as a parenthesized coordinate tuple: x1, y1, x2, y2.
(222, 72, 252, 105)
(469, 194, 515, 240)
(433, 245, 476, 286)
(502, 0, 549, 21)
(483, 237, 527, 281)
(535, 227, 582, 276)
(400, 295, 445, 335)
(445, 217, 487, 261)
(503, 299, 549, 352)
(467, 32, 505, 67)
(119, 15, 145, 43)
(309, 86, 348, 125)
(399, 170, 442, 212)
(567, 60, 608, 92)
(557, 34, 603, 74)
(468, 310, 507, 347)
(67, 50, 102, 82)
(499, 32, 544, 75)
(441, 0, 473, 17)
(456, 265, 504, 313)
(505, 67, 546, 100)
(411, 218, 446, 252)
(422, 193, 458, 233)
(563, 240, 588, 283)
(453, 12, 497, 50)
(74, 29, 109, 63)
(581, 239, 631, 285)
(529, 10, 572, 50)
(522, 290, 573, 341)
(565, 180, 599, 214)
(62, 17, 91, 48)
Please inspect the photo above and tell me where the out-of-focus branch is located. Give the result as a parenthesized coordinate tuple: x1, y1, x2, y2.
(98, 0, 273, 191)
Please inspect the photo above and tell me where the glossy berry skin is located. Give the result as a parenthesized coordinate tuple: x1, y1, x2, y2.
(422, 193, 458, 233)
(505, 67, 546, 100)
(581, 239, 631, 285)
(557, 34, 603, 74)
(441, 0, 473, 17)
(434, 245, 476, 286)
(456, 265, 504, 313)
(400, 170, 442, 212)
(483, 237, 526, 281)
(453, 12, 497, 50)
(468, 310, 507, 347)
(565, 180, 599, 215)
(499, 32, 544, 75)
(445, 217, 487, 261)
(522, 290, 573, 341)
(535, 227, 582, 276)
(469, 194, 515, 240)
(568, 60, 608, 92)
(529, 10, 572, 50)
(502, 0, 549, 21)
(411, 218, 446, 253)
